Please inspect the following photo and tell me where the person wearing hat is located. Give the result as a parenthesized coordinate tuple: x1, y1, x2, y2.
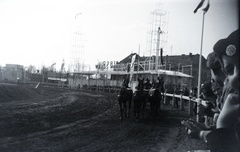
(205, 29, 240, 152)
(206, 52, 226, 124)
(213, 29, 239, 129)
(201, 81, 218, 126)
(207, 52, 225, 102)
(181, 29, 240, 151)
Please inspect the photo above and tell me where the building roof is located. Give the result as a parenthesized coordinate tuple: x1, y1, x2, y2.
(48, 77, 67, 82)
(73, 69, 193, 78)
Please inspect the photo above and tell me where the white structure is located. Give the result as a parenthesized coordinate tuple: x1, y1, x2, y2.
(145, 3, 169, 71)
(69, 13, 85, 72)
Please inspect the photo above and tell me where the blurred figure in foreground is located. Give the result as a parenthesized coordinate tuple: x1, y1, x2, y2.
(182, 29, 240, 152)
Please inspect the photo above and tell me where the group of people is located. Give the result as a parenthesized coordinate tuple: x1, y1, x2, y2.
(181, 29, 239, 151)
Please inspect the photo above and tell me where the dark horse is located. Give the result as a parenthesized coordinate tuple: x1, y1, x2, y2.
(133, 77, 145, 121)
(148, 77, 163, 117)
(118, 78, 133, 121)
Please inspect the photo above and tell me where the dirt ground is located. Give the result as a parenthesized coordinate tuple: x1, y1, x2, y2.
(0, 83, 208, 152)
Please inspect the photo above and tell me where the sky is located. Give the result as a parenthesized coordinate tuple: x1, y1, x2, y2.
(0, 0, 238, 71)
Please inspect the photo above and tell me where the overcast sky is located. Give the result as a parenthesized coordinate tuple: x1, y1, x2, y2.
(0, 0, 238, 71)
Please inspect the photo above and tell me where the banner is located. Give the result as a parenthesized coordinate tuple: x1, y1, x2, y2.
(129, 54, 136, 82)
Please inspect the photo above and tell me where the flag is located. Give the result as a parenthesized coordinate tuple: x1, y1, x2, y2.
(160, 48, 164, 65)
(194, 0, 210, 14)
(129, 53, 136, 82)
(51, 62, 56, 66)
(202, 0, 210, 13)
(130, 53, 136, 70)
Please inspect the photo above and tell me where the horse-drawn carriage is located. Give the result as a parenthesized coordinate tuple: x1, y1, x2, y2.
(118, 76, 164, 121)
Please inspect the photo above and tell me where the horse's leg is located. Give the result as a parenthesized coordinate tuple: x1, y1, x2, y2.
(119, 98, 123, 121)
(135, 99, 140, 121)
(141, 98, 146, 119)
(127, 99, 131, 118)
(156, 99, 159, 117)
(123, 101, 127, 118)
(159, 94, 162, 109)
(150, 97, 154, 116)
(133, 98, 137, 117)
(152, 97, 157, 117)
(155, 96, 161, 117)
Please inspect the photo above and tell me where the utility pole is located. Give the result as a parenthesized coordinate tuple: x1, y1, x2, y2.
(138, 44, 140, 73)
(156, 27, 162, 77)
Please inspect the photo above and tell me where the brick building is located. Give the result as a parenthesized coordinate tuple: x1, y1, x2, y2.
(1, 64, 24, 83)
(163, 53, 210, 87)
(117, 53, 210, 87)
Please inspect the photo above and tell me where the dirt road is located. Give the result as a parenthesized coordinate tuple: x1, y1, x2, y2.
(0, 84, 207, 152)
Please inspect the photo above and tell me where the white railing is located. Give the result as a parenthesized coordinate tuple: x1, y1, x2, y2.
(163, 93, 207, 117)
(31, 81, 207, 119)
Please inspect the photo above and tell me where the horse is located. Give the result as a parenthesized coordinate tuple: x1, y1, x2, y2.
(118, 78, 133, 121)
(133, 77, 145, 121)
(143, 78, 152, 112)
(148, 77, 163, 117)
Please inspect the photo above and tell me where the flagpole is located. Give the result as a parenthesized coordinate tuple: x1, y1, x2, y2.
(156, 27, 161, 77)
(196, 11, 206, 122)
(138, 44, 140, 74)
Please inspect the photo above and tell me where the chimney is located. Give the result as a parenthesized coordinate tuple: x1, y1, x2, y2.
(189, 52, 192, 58)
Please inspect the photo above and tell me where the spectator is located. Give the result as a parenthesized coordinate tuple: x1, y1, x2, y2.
(201, 81, 218, 126)
(213, 29, 239, 129)
(174, 85, 180, 108)
(183, 87, 189, 96)
(206, 52, 225, 123)
(192, 87, 198, 116)
(183, 87, 189, 105)
(182, 29, 240, 152)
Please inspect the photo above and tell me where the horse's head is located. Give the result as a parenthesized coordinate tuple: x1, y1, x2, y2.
(122, 77, 129, 88)
(153, 77, 161, 89)
(144, 78, 151, 89)
(136, 77, 144, 91)
(144, 78, 149, 83)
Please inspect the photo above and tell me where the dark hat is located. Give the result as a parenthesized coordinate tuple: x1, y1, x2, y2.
(201, 81, 212, 91)
(201, 81, 215, 97)
(213, 29, 239, 57)
(206, 52, 221, 70)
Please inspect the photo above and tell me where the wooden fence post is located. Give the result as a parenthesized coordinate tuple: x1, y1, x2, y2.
(172, 94, 175, 107)
(189, 98, 193, 116)
(196, 98, 201, 122)
(163, 92, 167, 104)
(180, 94, 184, 110)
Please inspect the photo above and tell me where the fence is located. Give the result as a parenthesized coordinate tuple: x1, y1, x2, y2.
(163, 93, 207, 117)
(83, 85, 121, 94)
(31, 81, 207, 121)
(80, 85, 207, 118)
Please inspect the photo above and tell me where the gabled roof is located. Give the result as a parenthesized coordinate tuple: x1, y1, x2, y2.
(119, 53, 140, 63)
(119, 53, 206, 63)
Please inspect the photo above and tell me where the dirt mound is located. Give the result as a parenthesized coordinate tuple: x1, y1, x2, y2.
(0, 84, 39, 102)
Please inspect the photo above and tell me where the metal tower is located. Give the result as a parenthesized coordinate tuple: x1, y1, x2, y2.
(69, 13, 85, 72)
(145, 3, 169, 71)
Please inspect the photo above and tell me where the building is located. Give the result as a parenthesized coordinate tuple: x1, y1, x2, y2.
(115, 52, 210, 87)
(68, 52, 209, 91)
(1, 64, 24, 83)
(164, 53, 210, 87)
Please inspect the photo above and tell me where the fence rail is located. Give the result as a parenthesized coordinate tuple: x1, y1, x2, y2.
(81, 85, 207, 118)
(31, 81, 206, 119)
(163, 93, 207, 117)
